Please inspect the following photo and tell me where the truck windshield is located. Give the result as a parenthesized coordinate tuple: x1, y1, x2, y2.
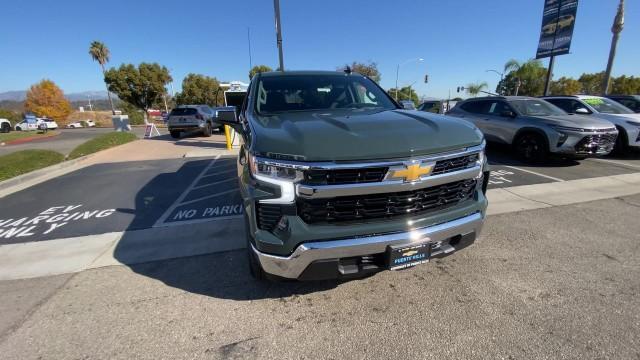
(509, 99, 567, 116)
(255, 74, 396, 114)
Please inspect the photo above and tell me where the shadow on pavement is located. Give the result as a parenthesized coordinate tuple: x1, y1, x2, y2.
(113, 158, 339, 300)
(486, 142, 581, 167)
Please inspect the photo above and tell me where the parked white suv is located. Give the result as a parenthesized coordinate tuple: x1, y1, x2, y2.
(37, 117, 59, 130)
(542, 95, 640, 152)
(167, 105, 222, 139)
(0, 118, 11, 133)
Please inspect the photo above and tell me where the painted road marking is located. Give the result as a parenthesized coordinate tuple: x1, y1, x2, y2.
(153, 156, 221, 227)
(153, 156, 243, 227)
(489, 169, 515, 185)
(0, 205, 116, 242)
(501, 165, 565, 182)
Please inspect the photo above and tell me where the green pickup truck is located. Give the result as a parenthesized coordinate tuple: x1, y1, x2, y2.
(218, 70, 489, 281)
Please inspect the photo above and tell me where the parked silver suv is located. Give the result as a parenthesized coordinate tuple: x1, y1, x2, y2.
(448, 96, 618, 161)
(167, 105, 223, 139)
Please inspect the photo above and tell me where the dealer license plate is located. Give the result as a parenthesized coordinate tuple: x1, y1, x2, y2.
(387, 243, 431, 270)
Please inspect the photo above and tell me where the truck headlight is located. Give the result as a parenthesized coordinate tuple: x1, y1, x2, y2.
(249, 155, 306, 204)
(249, 155, 304, 181)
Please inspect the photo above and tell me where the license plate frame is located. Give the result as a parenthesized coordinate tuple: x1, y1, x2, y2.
(387, 242, 431, 270)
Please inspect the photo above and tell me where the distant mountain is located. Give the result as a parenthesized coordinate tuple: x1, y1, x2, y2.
(0, 91, 26, 101)
(0, 90, 110, 102)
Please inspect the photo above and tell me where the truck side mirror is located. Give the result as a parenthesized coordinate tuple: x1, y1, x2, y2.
(216, 106, 239, 125)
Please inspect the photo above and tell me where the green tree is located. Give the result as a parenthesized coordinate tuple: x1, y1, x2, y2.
(611, 75, 640, 95)
(0, 109, 20, 125)
(175, 74, 224, 106)
(388, 86, 419, 105)
(88, 41, 117, 115)
(578, 72, 605, 95)
(466, 82, 488, 97)
(24, 79, 72, 122)
(104, 63, 172, 124)
(497, 59, 547, 96)
(339, 61, 382, 83)
(118, 102, 145, 125)
(550, 77, 582, 95)
(249, 65, 273, 80)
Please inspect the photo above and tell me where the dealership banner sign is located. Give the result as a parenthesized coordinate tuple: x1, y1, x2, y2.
(536, 0, 579, 59)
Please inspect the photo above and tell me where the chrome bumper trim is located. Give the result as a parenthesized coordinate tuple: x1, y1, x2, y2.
(297, 165, 481, 199)
(253, 212, 484, 279)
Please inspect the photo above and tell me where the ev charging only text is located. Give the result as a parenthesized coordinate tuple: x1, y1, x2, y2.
(0, 205, 115, 239)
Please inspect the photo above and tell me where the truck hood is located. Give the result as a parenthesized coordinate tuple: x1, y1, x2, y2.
(250, 109, 483, 162)
(530, 114, 617, 129)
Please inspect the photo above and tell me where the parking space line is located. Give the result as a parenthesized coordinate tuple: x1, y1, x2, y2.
(177, 189, 239, 207)
(201, 168, 237, 178)
(587, 158, 640, 171)
(192, 177, 237, 190)
(153, 155, 221, 227)
(501, 165, 565, 182)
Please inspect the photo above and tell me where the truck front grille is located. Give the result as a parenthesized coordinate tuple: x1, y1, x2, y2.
(298, 179, 476, 224)
(431, 154, 479, 175)
(302, 153, 480, 186)
(303, 167, 388, 185)
(575, 134, 617, 154)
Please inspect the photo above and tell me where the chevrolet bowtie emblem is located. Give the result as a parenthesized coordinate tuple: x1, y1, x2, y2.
(402, 250, 418, 257)
(391, 163, 433, 182)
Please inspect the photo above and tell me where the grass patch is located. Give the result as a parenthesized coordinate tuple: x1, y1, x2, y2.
(0, 131, 59, 143)
(0, 150, 65, 181)
(68, 131, 137, 159)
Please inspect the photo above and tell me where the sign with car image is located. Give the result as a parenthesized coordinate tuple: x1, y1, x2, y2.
(536, 0, 579, 59)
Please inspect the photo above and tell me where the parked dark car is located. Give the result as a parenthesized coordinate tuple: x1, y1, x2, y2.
(606, 95, 640, 113)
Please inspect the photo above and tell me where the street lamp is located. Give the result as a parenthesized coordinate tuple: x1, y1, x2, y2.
(486, 69, 504, 95)
(395, 58, 424, 101)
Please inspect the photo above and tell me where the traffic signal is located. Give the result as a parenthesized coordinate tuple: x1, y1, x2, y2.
(424, 75, 429, 83)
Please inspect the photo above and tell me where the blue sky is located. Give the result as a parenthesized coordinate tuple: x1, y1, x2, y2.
(0, 0, 638, 99)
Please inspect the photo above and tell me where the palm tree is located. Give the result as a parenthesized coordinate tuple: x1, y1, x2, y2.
(89, 41, 116, 115)
(466, 82, 488, 97)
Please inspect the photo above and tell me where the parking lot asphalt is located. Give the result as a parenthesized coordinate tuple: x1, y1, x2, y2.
(0, 156, 240, 244)
(0, 127, 154, 156)
(1, 194, 639, 359)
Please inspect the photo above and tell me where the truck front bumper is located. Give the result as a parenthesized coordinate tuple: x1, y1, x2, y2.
(252, 211, 484, 280)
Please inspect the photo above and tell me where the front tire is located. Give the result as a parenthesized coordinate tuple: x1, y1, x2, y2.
(0, 124, 10, 133)
(514, 132, 548, 163)
(170, 130, 181, 139)
(613, 126, 629, 155)
(202, 123, 212, 137)
(15, 126, 22, 131)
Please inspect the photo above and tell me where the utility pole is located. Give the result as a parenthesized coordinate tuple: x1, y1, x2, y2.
(273, 0, 285, 71)
(543, 56, 555, 96)
(603, 0, 624, 95)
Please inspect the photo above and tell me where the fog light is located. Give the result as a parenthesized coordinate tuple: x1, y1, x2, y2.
(276, 216, 289, 232)
(557, 132, 568, 147)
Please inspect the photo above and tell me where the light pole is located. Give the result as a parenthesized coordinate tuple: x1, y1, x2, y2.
(485, 69, 504, 95)
(395, 58, 424, 101)
(603, 0, 625, 95)
(273, 0, 285, 72)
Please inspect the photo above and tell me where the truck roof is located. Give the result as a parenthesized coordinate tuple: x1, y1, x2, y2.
(258, 70, 365, 78)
